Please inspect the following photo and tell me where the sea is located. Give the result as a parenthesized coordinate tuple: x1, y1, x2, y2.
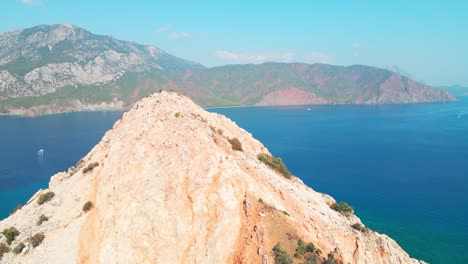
(0, 96, 467, 264)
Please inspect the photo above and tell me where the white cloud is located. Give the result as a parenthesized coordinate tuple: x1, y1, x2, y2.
(352, 42, 361, 48)
(215, 50, 294, 63)
(303, 52, 331, 64)
(155, 25, 191, 40)
(20, 0, 42, 6)
(168, 32, 191, 39)
(155, 25, 171, 34)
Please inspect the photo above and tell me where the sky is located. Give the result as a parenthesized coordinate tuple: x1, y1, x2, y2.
(2, 0, 468, 86)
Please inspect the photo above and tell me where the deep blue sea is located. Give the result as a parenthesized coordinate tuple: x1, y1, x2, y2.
(1, 97, 467, 263)
(0, 111, 123, 218)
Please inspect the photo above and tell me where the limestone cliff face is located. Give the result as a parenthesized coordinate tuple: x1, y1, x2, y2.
(0, 92, 424, 264)
(0, 24, 203, 99)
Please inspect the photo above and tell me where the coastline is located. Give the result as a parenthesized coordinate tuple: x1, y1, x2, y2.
(0, 97, 460, 117)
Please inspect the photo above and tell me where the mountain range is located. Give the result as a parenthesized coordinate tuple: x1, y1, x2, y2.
(0, 24, 457, 115)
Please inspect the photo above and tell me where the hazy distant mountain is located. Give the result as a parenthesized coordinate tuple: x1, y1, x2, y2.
(0, 24, 457, 116)
(438, 85, 468, 96)
(384, 65, 415, 79)
(169, 63, 456, 106)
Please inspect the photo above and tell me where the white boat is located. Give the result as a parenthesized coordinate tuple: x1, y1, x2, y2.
(37, 149, 44, 157)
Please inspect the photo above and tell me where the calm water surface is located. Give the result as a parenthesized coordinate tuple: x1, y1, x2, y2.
(1, 97, 467, 263)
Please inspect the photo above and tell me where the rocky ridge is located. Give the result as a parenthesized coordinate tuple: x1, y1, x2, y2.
(0, 24, 203, 98)
(0, 92, 424, 263)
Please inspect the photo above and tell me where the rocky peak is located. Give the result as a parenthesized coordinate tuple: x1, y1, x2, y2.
(0, 24, 204, 100)
(19, 24, 90, 46)
(0, 92, 424, 263)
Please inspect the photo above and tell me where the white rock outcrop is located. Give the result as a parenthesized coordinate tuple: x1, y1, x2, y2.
(0, 92, 424, 263)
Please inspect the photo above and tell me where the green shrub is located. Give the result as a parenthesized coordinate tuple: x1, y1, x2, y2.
(351, 223, 367, 233)
(295, 239, 307, 256)
(76, 159, 85, 168)
(37, 191, 55, 205)
(294, 239, 317, 259)
(29, 233, 45, 248)
(12, 243, 25, 255)
(306, 243, 316, 253)
(2, 227, 20, 245)
(9, 204, 23, 216)
(0, 243, 9, 260)
(258, 153, 292, 179)
(258, 198, 264, 204)
(175, 112, 180, 118)
(82, 162, 99, 174)
(37, 214, 49, 226)
(281, 210, 290, 217)
(273, 243, 293, 264)
(324, 252, 341, 264)
(228, 138, 243, 151)
(304, 255, 318, 264)
(330, 202, 354, 216)
(82, 201, 93, 212)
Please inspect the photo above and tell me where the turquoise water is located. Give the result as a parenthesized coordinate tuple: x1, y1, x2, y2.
(1, 98, 467, 263)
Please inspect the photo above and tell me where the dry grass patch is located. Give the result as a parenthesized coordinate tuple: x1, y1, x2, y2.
(0, 243, 9, 260)
(82, 201, 93, 212)
(228, 137, 243, 151)
(29, 233, 45, 248)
